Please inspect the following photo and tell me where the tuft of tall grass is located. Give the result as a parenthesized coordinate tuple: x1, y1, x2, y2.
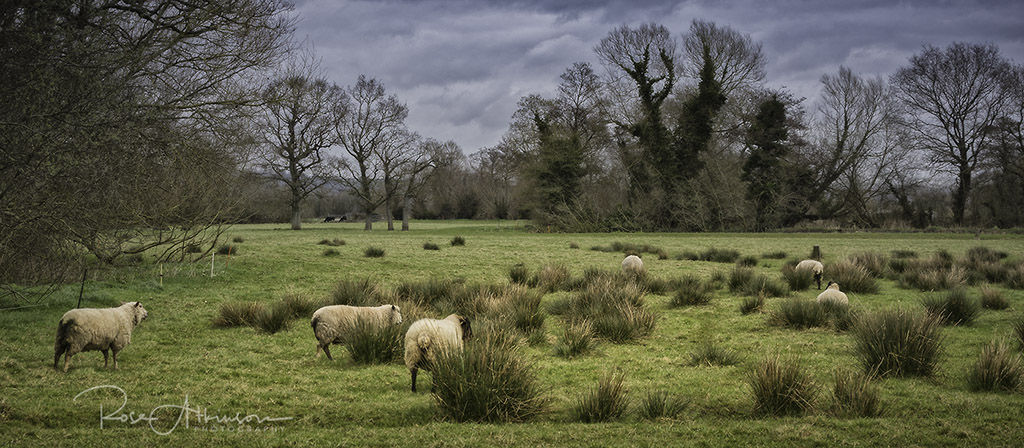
(570, 370, 629, 423)
(979, 285, 1009, 310)
(739, 293, 766, 315)
(563, 279, 655, 343)
(847, 252, 888, 278)
(1005, 263, 1024, 290)
(345, 318, 404, 364)
(508, 263, 530, 285)
(965, 246, 1008, 264)
(728, 267, 755, 293)
(638, 390, 688, 420)
(553, 321, 596, 359)
(318, 238, 346, 247)
(698, 247, 741, 263)
(736, 255, 759, 268)
(891, 249, 918, 259)
(851, 308, 943, 377)
(423, 242, 440, 251)
(213, 301, 265, 327)
(232, 236, 245, 243)
(281, 292, 319, 318)
(769, 299, 828, 329)
(922, 287, 980, 326)
(761, 250, 788, 259)
(217, 244, 238, 255)
(322, 248, 340, 257)
(1013, 315, 1024, 350)
(431, 333, 548, 422)
(825, 260, 879, 294)
(450, 236, 466, 246)
(830, 370, 883, 418)
(781, 264, 814, 291)
(329, 278, 378, 306)
(687, 341, 740, 367)
(669, 274, 714, 307)
(747, 354, 817, 416)
(532, 264, 571, 293)
(396, 277, 461, 308)
(569, 241, 580, 249)
(253, 301, 292, 334)
(364, 246, 385, 257)
(966, 340, 1024, 393)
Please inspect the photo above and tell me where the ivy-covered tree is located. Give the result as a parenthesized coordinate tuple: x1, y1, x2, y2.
(742, 96, 790, 230)
(670, 44, 727, 189)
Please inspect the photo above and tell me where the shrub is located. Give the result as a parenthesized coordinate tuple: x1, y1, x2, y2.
(699, 247, 741, 263)
(213, 301, 265, 327)
(825, 260, 878, 294)
(329, 278, 378, 306)
(770, 299, 828, 329)
(638, 390, 688, 420)
(571, 370, 629, 423)
(322, 248, 340, 257)
(781, 264, 814, 291)
(747, 354, 817, 416)
(761, 251, 788, 259)
(687, 341, 740, 367)
(980, 285, 1009, 310)
(318, 238, 345, 247)
(364, 246, 385, 258)
(848, 252, 888, 278)
(553, 321, 596, 359)
(253, 301, 291, 334)
(830, 370, 883, 418)
(423, 242, 440, 251)
(669, 275, 714, 307)
(922, 287, 980, 326)
(450, 236, 466, 246)
(431, 333, 548, 422)
(851, 308, 943, 377)
(345, 318, 404, 364)
(739, 293, 765, 315)
(736, 255, 759, 268)
(216, 244, 238, 255)
(966, 340, 1024, 393)
(281, 292, 319, 318)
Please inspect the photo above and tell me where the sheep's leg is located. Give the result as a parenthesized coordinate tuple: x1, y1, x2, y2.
(54, 344, 66, 370)
(102, 349, 109, 368)
(315, 343, 322, 358)
(63, 352, 73, 372)
(111, 349, 119, 370)
(410, 368, 418, 393)
(323, 345, 334, 361)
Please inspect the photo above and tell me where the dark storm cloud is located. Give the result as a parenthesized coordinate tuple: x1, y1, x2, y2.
(290, 0, 1024, 152)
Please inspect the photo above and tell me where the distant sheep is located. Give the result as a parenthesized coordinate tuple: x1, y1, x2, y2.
(621, 255, 643, 272)
(311, 304, 402, 361)
(54, 302, 148, 372)
(816, 281, 849, 306)
(404, 314, 472, 392)
(796, 259, 824, 290)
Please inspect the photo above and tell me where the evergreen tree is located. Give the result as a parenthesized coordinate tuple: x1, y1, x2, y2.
(669, 44, 727, 190)
(742, 96, 789, 230)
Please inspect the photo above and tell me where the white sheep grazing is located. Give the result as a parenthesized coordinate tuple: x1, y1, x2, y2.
(796, 259, 824, 290)
(816, 281, 849, 306)
(311, 304, 402, 361)
(54, 302, 148, 372)
(621, 254, 643, 272)
(404, 314, 472, 392)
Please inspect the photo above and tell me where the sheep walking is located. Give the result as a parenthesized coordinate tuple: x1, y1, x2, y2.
(816, 281, 849, 306)
(404, 314, 472, 392)
(621, 255, 643, 272)
(311, 304, 402, 361)
(54, 302, 148, 372)
(796, 259, 824, 290)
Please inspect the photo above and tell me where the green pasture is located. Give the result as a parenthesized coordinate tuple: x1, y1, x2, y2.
(3, 221, 1024, 446)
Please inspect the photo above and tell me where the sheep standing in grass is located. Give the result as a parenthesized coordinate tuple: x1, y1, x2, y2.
(404, 314, 472, 392)
(796, 259, 824, 290)
(621, 255, 643, 272)
(311, 304, 402, 361)
(54, 302, 148, 372)
(816, 281, 849, 306)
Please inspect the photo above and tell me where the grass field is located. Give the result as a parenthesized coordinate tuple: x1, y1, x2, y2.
(3, 221, 1024, 447)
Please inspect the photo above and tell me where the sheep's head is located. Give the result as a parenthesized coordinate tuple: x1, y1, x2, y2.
(458, 316, 472, 341)
(131, 302, 148, 325)
(389, 304, 402, 325)
(826, 281, 839, 290)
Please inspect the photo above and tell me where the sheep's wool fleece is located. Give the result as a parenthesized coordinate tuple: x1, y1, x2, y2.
(404, 315, 463, 369)
(622, 255, 643, 271)
(816, 283, 849, 305)
(58, 303, 143, 349)
(796, 260, 823, 274)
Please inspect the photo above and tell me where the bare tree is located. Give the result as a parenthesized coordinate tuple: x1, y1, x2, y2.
(891, 42, 1017, 225)
(399, 139, 460, 230)
(257, 57, 346, 230)
(682, 19, 766, 97)
(336, 75, 410, 230)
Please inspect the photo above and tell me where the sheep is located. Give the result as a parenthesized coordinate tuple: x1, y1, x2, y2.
(796, 259, 824, 290)
(311, 304, 402, 361)
(621, 254, 643, 272)
(816, 281, 849, 306)
(404, 314, 472, 392)
(54, 302, 148, 372)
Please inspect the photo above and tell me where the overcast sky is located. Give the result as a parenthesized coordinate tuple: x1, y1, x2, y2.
(291, 0, 1024, 153)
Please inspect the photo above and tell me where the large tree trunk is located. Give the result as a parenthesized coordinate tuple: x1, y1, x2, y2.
(402, 195, 411, 231)
(952, 164, 972, 226)
(290, 197, 302, 230)
(386, 199, 394, 231)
